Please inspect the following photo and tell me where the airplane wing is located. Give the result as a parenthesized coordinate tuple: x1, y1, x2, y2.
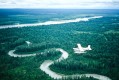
(77, 44, 84, 51)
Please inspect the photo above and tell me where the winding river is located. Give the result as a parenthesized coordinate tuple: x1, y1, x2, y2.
(8, 46, 111, 80)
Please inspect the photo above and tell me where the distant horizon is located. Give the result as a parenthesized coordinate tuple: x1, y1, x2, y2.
(0, 8, 119, 10)
(0, 0, 119, 9)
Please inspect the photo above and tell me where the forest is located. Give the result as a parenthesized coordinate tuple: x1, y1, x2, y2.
(0, 15, 119, 80)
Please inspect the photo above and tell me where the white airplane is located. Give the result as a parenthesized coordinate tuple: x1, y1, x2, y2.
(73, 44, 92, 53)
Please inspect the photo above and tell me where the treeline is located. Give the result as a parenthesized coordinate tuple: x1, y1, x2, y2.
(50, 57, 100, 74)
(10, 38, 26, 48)
(15, 42, 60, 53)
(59, 76, 98, 80)
(35, 48, 61, 61)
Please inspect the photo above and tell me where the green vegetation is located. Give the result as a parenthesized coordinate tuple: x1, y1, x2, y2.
(60, 76, 98, 80)
(15, 42, 60, 53)
(0, 15, 119, 80)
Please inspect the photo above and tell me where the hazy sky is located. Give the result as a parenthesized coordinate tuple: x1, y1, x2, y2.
(0, 0, 119, 9)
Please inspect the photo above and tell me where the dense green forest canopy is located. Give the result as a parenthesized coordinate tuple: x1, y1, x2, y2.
(0, 13, 119, 80)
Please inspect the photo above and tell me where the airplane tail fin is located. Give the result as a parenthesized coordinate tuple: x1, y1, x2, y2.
(88, 45, 92, 50)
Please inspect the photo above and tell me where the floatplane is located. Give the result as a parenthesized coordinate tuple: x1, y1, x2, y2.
(73, 44, 92, 53)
